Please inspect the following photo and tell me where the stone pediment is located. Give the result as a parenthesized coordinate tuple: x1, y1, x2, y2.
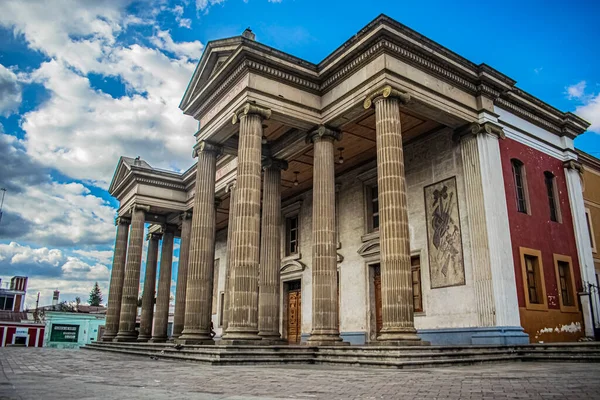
(280, 259, 306, 276)
(357, 239, 380, 258)
(179, 38, 242, 113)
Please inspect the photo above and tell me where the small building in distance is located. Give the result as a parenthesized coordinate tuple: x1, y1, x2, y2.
(39, 291, 107, 349)
(0, 276, 45, 347)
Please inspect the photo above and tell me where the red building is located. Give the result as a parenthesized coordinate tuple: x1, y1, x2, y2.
(500, 138, 586, 342)
(0, 276, 45, 347)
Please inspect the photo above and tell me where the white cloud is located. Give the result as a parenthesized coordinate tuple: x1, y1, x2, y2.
(151, 30, 203, 59)
(575, 93, 600, 133)
(73, 249, 114, 265)
(565, 80, 600, 133)
(0, 64, 22, 116)
(196, 0, 226, 12)
(566, 81, 586, 100)
(0, 242, 111, 307)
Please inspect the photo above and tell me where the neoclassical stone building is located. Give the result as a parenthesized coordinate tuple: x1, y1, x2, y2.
(102, 15, 597, 346)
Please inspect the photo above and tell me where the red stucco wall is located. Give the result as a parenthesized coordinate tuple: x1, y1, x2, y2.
(500, 138, 584, 342)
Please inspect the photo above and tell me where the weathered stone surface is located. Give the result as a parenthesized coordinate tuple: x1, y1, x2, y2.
(372, 91, 422, 343)
(138, 232, 161, 342)
(223, 105, 266, 343)
(172, 212, 192, 339)
(115, 205, 148, 342)
(258, 161, 285, 340)
(178, 142, 220, 345)
(102, 217, 130, 341)
(307, 127, 345, 346)
(151, 228, 174, 342)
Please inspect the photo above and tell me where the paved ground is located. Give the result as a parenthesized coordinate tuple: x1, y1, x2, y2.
(1, 348, 600, 399)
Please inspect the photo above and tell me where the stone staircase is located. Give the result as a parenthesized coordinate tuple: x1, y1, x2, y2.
(83, 341, 600, 369)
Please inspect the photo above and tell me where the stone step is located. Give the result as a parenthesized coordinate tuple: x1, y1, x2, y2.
(315, 355, 522, 369)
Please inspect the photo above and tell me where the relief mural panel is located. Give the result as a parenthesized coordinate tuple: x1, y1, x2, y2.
(424, 176, 465, 288)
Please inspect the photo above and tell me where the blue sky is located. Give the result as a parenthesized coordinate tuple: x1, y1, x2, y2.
(0, 0, 598, 307)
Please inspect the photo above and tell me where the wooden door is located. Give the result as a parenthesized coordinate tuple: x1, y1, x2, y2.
(287, 290, 302, 344)
(374, 264, 382, 335)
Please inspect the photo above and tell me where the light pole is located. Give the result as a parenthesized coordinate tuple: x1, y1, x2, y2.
(0, 188, 6, 226)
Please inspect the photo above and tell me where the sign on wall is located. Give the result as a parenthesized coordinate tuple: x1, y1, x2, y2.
(50, 324, 79, 342)
(424, 176, 465, 288)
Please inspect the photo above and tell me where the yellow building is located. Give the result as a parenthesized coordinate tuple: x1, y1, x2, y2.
(578, 150, 600, 337)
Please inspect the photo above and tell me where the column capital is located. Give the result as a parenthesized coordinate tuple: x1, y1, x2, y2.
(563, 159, 584, 174)
(131, 204, 151, 213)
(226, 179, 237, 193)
(363, 84, 410, 109)
(306, 125, 342, 144)
(180, 210, 193, 221)
(192, 140, 222, 158)
(262, 157, 288, 171)
(232, 103, 271, 124)
(115, 216, 131, 226)
(146, 232, 163, 241)
(453, 121, 505, 142)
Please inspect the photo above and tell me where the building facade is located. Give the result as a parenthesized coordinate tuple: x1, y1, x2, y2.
(103, 15, 594, 345)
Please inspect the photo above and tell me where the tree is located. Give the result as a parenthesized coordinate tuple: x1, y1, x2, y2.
(88, 282, 103, 306)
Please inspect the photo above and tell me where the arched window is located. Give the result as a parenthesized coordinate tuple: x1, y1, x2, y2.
(544, 171, 561, 222)
(511, 159, 528, 214)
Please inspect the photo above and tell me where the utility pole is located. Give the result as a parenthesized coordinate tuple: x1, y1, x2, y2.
(0, 188, 6, 226)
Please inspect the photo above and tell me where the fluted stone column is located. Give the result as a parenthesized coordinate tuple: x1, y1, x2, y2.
(115, 204, 149, 342)
(258, 159, 287, 341)
(307, 126, 345, 346)
(172, 212, 192, 339)
(102, 216, 130, 341)
(177, 141, 221, 345)
(222, 103, 270, 343)
(222, 181, 237, 331)
(137, 232, 161, 342)
(151, 227, 175, 342)
(364, 85, 423, 344)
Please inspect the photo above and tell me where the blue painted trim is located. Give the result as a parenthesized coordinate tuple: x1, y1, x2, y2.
(341, 331, 367, 345)
(300, 333, 309, 343)
(417, 326, 529, 345)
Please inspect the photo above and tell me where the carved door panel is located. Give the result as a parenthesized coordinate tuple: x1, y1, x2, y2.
(374, 265, 382, 335)
(287, 290, 301, 344)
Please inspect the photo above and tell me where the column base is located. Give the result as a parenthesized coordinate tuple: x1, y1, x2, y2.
(136, 335, 151, 342)
(149, 337, 168, 343)
(377, 327, 424, 343)
(176, 330, 215, 345)
(113, 331, 139, 342)
(307, 332, 348, 346)
(222, 327, 261, 342)
(101, 333, 117, 342)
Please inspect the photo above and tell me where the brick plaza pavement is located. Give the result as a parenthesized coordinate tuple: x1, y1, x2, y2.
(1, 348, 599, 399)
